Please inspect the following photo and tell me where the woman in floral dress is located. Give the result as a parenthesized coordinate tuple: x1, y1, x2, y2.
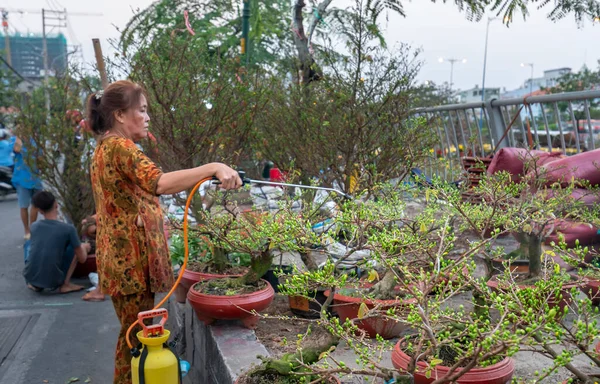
(87, 80, 241, 384)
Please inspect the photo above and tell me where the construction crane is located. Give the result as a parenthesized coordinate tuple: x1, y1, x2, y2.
(0, 7, 102, 66)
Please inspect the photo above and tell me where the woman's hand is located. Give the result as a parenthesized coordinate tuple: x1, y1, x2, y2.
(214, 164, 243, 190)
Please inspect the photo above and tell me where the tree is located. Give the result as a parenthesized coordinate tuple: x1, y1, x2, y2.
(255, 1, 436, 194)
(291, 0, 600, 86)
(0, 64, 21, 127)
(120, 0, 294, 73)
(410, 81, 455, 108)
(123, 18, 269, 220)
(15, 72, 96, 227)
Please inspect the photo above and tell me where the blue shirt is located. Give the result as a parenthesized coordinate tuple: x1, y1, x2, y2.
(23, 219, 81, 288)
(11, 138, 43, 190)
(0, 138, 13, 167)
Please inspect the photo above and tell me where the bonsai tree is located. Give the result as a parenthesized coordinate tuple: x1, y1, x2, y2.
(447, 155, 600, 280)
(15, 71, 96, 228)
(189, 191, 326, 289)
(262, 182, 561, 383)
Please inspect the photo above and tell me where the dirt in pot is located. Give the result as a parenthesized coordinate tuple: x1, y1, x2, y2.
(237, 372, 337, 384)
(254, 295, 312, 358)
(186, 261, 248, 275)
(401, 335, 503, 369)
(193, 278, 266, 295)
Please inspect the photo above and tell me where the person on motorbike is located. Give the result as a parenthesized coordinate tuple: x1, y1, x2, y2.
(0, 129, 13, 168)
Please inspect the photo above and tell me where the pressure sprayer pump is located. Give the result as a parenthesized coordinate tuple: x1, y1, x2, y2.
(131, 309, 183, 384)
(128, 171, 349, 383)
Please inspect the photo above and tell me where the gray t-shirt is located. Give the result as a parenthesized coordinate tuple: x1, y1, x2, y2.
(23, 219, 81, 288)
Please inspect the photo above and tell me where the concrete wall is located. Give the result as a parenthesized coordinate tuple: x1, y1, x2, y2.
(165, 298, 269, 384)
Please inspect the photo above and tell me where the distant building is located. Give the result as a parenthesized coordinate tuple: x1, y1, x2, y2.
(455, 85, 501, 104)
(501, 67, 572, 99)
(0, 33, 68, 79)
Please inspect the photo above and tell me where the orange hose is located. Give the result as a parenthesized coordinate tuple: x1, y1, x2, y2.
(126, 177, 212, 349)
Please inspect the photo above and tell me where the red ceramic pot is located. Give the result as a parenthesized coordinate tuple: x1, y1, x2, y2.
(324, 288, 415, 339)
(187, 278, 274, 329)
(581, 278, 600, 305)
(490, 258, 529, 275)
(73, 254, 97, 278)
(175, 269, 232, 304)
(392, 340, 515, 384)
(486, 275, 577, 314)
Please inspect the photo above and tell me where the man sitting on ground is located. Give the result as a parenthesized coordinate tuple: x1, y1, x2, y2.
(24, 191, 90, 293)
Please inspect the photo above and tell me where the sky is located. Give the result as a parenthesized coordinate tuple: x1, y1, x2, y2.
(7, 0, 600, 93)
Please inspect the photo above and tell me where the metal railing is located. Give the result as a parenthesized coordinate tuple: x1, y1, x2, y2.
(414, 90, 600, 181)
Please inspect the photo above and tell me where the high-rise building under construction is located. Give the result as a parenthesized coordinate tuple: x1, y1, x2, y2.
(0, 33, 68, 78)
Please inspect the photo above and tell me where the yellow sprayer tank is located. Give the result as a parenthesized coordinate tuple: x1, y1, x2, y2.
(131, 309, 180, 384)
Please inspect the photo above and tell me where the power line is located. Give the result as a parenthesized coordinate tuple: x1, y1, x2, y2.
(0, 54, 33, 83)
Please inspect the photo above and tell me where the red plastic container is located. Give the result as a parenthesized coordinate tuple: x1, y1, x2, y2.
(324, 288, 415, 339)
(72, 254, 97, 278)
(187, 278, 274, 329)
(391, 340, 515, 384)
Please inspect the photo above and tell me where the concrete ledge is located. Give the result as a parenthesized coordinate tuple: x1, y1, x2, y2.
(166, 297, 269, 384)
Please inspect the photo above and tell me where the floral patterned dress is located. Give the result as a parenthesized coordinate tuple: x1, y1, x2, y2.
(90, 136, 174, 296)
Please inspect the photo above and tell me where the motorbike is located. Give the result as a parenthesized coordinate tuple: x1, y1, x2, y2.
(0, 166, 15, 197)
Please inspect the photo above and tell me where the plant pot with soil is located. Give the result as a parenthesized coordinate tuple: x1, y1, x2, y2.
(324, 281, 415, 339)
(187, 277, 274, 328)
(188, 198, 323, 326)
(392, 336, 515, 384)
(486, 271, 579, 315)
(170, 230, 250, 303)
(235, 372, 340, 384)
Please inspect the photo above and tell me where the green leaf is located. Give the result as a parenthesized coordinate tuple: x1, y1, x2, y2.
(67, 378, 80, 383)
(358, 302, 369, 319)
(430, 358, 443, 367)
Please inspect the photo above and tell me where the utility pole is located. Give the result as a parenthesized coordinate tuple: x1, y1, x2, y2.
(439, 57, 467, 91)
(41, 8, 67, 111)
(42, 9, 48, 83)
(1, 10, 10, 65)
(241, 0, 250, 67)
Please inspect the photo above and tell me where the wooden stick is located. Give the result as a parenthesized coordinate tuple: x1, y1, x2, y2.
(92, 38, 109, 89)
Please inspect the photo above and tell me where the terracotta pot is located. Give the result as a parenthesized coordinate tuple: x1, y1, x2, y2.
(175, 267, 242, 304)
(73, 254, 97, 278)
(486, 275, 577, 314)
(581, 277, 600, 305)
(324, 288, 415, 339)
(175, 269, 220, 303)
(461, 156, 492, 171)
(187, 278, 274, 329)
(288, 289, 329, 319)
(491, 258, 529, 275)
(392, 340, 515, 384)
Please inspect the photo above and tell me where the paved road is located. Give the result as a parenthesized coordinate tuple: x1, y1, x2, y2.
(0, 196, 118, 384)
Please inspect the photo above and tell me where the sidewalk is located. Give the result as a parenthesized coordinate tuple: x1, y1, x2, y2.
(0, 196, 118, 384)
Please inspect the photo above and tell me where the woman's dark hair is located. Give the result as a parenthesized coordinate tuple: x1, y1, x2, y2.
(32, 191, 56, 213)
(86, 80, 146, 135)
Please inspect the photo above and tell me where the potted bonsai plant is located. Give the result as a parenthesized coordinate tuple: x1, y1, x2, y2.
(186, 197, 322, 328)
